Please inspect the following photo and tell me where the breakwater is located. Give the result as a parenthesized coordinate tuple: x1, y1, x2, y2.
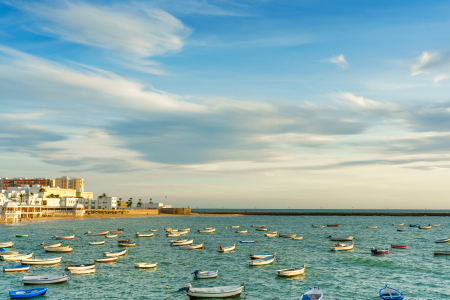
(197, 211, 449, 217)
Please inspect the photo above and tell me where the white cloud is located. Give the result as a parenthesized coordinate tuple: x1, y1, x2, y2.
(433, 72, 450, 84)
(321, 54, 348, 68)
(411, 51, 440, 75)
(334, 92, 398, 111)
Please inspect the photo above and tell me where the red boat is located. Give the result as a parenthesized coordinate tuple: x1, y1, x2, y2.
(110, 231, 123, 234)
(391, 245, 407, 249)
(327, 224, 340, 227)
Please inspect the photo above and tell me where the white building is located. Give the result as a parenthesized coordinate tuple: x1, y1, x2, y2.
(141, 202, 172, 209)
(76, 197, 117, 210)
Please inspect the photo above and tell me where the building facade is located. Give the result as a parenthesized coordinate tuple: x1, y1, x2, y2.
(55, 176, 84, 190)
(0, 178, 54, 189)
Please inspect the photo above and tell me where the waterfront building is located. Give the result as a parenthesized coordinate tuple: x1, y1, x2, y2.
(77, 197, 117, 210)
(55, 176, 84, 190)
(0, 177, 54, 189)
(142, 202, 172, 209)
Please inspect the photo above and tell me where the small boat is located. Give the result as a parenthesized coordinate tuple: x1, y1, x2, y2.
(328, 235, 354, 241)
(21, 257, 62, 265)
(179, 243, 204, 250)
(118, 228, 124, 231)
(392, 223, 404, 226)
(178, 231, 188, 235)
(166, 233, 181, 237)
(249, 253, 276, 260)
(95, 257, 118, 262)
(106, 235, 117, 238)
(198, 229, 216, 233)
(103, 249, 127, 257)
(330, 242, 353, 251)
(149, 229, 158, 232)
(40, 242, 62, 248)
(0, 241, 14, 248)
(22, 274, 70, 285)
(418, 225, 432, 230)
(248, 255, 276, 266)
(397, 230, 404, 232)
(135, 232, 154, 237)
(9, 288, 47, 299)
(54, 235, 75, 240)
(2, 253, 34, 261)
(44, 246, 73, 253)
(118, 242, 136, 247)
(235, 230, 247, 233)
(171, 239, 188, 243)
(0, 248, 19, 256)
(192, 270, 218, 279)
(300, 285, 323, 300)
(218, 244, 235, 253)
(279, 234, 297, 238)
(292, 237, 304, 240)
(276, 265, 305, 277)
(379, 285, 404, 300)
(117, 239, 130, 243)
(436, 238, 450, 243)
(65, 264, 96, 270)
(264, 233, 277, 237)
(255, 228, 268, 231)
(16, 235, 28, 238)
(434, 251, 450, 255)
(432, 224, 441, 227)
(70, 269, 96, 275)
(89, 241, 105, 245)
(366, 226, 378, 229)
(312, 225, 325, 228)
(134, 262, 157, 268)
(239, 240, 256, 243)
(85, 231, 109, 236)
(409, 224, 418, 227)
(391, 245, 407, 249)
(252, 225, 265, 228)
(178, 283, 244, 299)
(164, 228, 172, 231)
(327, 224, 339, 227)
(372, 247, 389, 254)
(110, 231, 122, 234)
(179, 228, 191, 232)
(3, 265, 30, 272)
(204, 227, 213, 230)
(172, 240, 194, 246)
(230, 226, 240, 228)
(166, 229, 179, 233)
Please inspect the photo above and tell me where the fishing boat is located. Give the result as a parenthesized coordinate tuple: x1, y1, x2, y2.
(179, 243, 204, 250)
(330, 242, 353, 251)
(239, 240, 256, 243)
(149, 229, 158, 232)
(95, 257, 118, 262)
(300, 285, 324, 300)
(279, 234, 297, 238)
(252, 225, 265, 228)
(85, 231, 109, 236)
(21, 257, 62, 265)
(166, 233, 181, 237)
(264, 233, 277, 237)
(312, 225, 325, 228)
(235, 230, 247, 233)
(171, 239, 188, 243)
(248, 255, 276, 266)
(397, 230, 404, 232)
(134, 262, 157, 268)
(275, 265, 305, 277)
(70, 269, 96, 275)
(117, 239, 130, 243)
(118, 242, 136, 247)
(198, 229, 216, 233)
(110, 231, 122, 234)
(255, 228, 268, 231)
(9, 288, 47, 299)
(372, 247, 389, 254)
(172, 240, 194, 246)
(192, 270, 218, 279)
(106, 235, 117, 238)
(103, 249, 127, 257)
(54, 235, 75, 240)
(22, 274, 70, 285)
(328, 235, 354, 241)
(434, 251, 450, 255)
(418, 225, 432, 230)
(292, 237, 304, 240)
(249, 253, 276, 260)
(391, 245, 407, 249)
(0, 241, 14, 248)
(179, 228, 191, 232)
(392, 223, 404, 226)
(379, 285, 403, 300)
(366, 226, 378, 229)
(16, 235, 28, 238)
(3, 265, 30, 273)
(436, 238, 450, 243)
(44, 246, 73, 253)
(218, 244, 235, 253)
(40, 242, 61, 248)
(327, 224, 339, 227)
(231, 226, 240, 228)
(409, 224, 418, 227)
(0, 248, 19, 255)
(178, 283, 244, 299)
(2, 253, 34, 261)
(65, 264, 95, 270)
(89, 241, 105, 245)
(135, 232, 154, 237)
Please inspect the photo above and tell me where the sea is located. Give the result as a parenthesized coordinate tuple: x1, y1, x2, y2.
(1, 213, 450, 299)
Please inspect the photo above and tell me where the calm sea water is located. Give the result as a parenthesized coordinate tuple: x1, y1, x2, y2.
(1, 215, 450, 299)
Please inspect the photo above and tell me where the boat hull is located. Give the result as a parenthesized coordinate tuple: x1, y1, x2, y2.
(391, 245, 407, 249)
(70, 269, 96, 274)
(276, 266, 305, 277)
(65, 264, 96, 270)
(186, 286, 243, 299)
(10, 288, 47, 299)
(21, 258, 61, 265)
(22, 274, 69, 285)
(3, 266, 30, 272)
(327, 224, 339, 227)
(95, 257, 118, 262)
(54, 235, 75, 240)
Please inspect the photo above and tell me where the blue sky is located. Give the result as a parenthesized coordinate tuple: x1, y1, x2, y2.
(1, 0, 450, 208)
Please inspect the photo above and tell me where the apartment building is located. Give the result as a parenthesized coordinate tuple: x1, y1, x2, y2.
(55, 176, 84, 190)
(0, 178, 54, 189)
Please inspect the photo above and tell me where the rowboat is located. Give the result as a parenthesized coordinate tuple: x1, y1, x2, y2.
(434, 251, 450, 255)
(0, 241, 14, 248)
(292, 237, 304, 240)
(0, 249, 19, 255)
(366, 226, 378, 229)
(248, 255, 276, 266)
(54, 235, 75, 240)
(95, 257, 118, 262)
(89, 241, 105, 245)
(397, 230, 404, 232)
(327, 224, 339, 227)
(236, 230, 247, 233)
(204, 227, 212, 230)
(85, 231, 109, 236)
(166, 233, 181, 237)
(149, 229, 158, 232)
(264, 233, 277, 237)
(252, 225, 265, 228)
(328, 235, 354, 241)
(172, 240, 193, 246)
(279, 234, 297, 238)
(392, 223, 404, 226)
(21, 257, 62, 265)
(103, 249, 127, 257)
(239, 240, 256, 243)
(391, 245, 407, 249)
(110, 231, 122, 234)
(16, 235, 28, 238)
(432, 224, 441, 227)
(372, 247, 389, 254)
(436, 238, 450, 243)
(255, 228, 268, 231)
(179, 228, 191, 232)
(118, 242, 136, 247)
(117, 239, 130, 243)
(171, 239, 188, 243)
(178, 231, 189, 235)
(167, 229, 179, 233)
(198, 229, 216, 233)
(379, 285, 403, 300)
(312, 225, 325, 228)
(9, 288, 47, 299)
(70, 269, 96, 275)
(218, 244, 235, 253)
(106, 235, 117, 238)
(44, 246, 73, 253)
(418, 225, 432, 230)
(276, 265, 305, 277)
(249, 253, 276, 260)
(192, 270, 218, 278)
(65, 264, 95, 270)
(40, 242, 61, 248)
(164, 228, 172, 231)
(300, 285, 323, 300)
(230, 226, 240, 228)
(134, 262, 157, 268)
(178, 283, 244, 299)
(330, 242, 353, 251)
(3, 265, 30, 272)
(135, 232, 154, 237)
(2, 253, 34, 261)
(179, 243, 204, 250)
(22, 274, 70, 285)
(409, 224, 418, 227)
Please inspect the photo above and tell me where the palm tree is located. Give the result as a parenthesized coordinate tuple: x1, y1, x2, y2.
(39, 187, 46, 199)
(30, 192, 34, 196)
(117, 198, 122, 209)
(126, 198, 133, 208)
(137, 199, 142, 208)
(102, 193, 107, 199)
(19, 193, 24, 201)
(149, 198, 153, 204)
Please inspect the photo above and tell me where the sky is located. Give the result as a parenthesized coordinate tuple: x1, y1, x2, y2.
(1, 0, 450, 209)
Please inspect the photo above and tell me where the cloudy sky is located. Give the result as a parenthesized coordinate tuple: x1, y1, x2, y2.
(1, 0, 450, 209)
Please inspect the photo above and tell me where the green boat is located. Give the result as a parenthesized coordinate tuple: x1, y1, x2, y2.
(15, 235, 28, 237)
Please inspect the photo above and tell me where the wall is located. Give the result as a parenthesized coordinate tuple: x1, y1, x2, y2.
(161, 207, 192, 215)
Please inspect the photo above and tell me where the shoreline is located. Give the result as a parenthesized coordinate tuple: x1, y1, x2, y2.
(197, 211, 450, 217)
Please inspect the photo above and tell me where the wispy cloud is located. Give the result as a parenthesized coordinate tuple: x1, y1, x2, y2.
(321, 54, 348, 69)
(411, 51, 450, 83)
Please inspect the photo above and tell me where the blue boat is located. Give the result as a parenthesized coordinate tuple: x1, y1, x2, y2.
(9, 288, 48, 299)
(3, 265, 30, 272)
(379, 285, 403, 300)
(239, 240, 256, 243)
(409, 224, 418, 227)
(397, 230, 404, 232)
(192, 270, 218, 279)
(372, 247, 389, 254)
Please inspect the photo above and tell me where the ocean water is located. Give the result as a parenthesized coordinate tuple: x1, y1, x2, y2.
(1, 215, 450, 299)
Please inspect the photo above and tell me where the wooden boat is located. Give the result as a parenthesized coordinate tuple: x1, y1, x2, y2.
(85, 231, 108, 236)
(44, 246, 73, 253)
(89, 241, 105, 245)
(392, 223, 404, 226)
(166, 233, 181, 237)
(118, 242, 136, 247)
(255, 228, 268, 231)
(95, 257, 118, 262)
(235, 230, 247, 233)
(230, 226, 240, 228)
(172, 240, 194, 246)
(149, 229, 158, 232)
(135, 232, 154, 237)
(179, 228, 191, 232)
(248, 255, 276, 266)
(22, 274, 69, 285)
(198, 229, 216, 233)
(178, 283, 244, 299)
(328, 235, 354, 241)
(249, 253, 276, 260)
(312, 225, 325, 228)
(40, 242, 62, 248)
(391, 245, 407, 249)
(106, 235, 117, 238)
(21, 257, 62, 265)
(409, 224, 418, 227)
(279, 234, 297, 238)
(16, 235, 28, 238)
(65, 264, 95, 270)
(70, 269, 96, 275)
(110, 231, 122, 234)
(179, 243, 204, 250)
(330, 242, 353, 251)
(327, 224, 339, 227)
(134, 262, 157, 268)
(54, 235, 75, 240)
(300, 285, 323, 300)
(0, 241, 14, 248)
(117, 239, 130, 243)
(218, 244, 235, 253)
(264, 233, 277, 237)
(418, 225, 432, 230)
(372, 247, 389, 254)
(240, 240, 256, 243)
(9, 288, 47, 299)
(379, 285, 403, 300)
(103, 249, 127, 257)
(366, 226, 378, 229)
(292, 237, 304, 240)
(192, 270, 218, 279)
(252, 225, 265, 228)
(2, 253, 34, 261)
(171, 239, 188, 243)
(276, 265, 305, 277)
(3, 265, 30, 272)
(436, 238, 450, 243)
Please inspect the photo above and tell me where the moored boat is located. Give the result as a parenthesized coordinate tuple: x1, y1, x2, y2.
(0, 248, 19, 256)
(21, 257, 62, 265)
(65, 264, 95, 270)
(54, 235, 75, 240)
(312, 225, 325, 228)
(198, 229, 216, 233)
(40, 242, 62, 248)
(2, 253, 34, 261)
(230, 226, 240, 228)
(179, 243, 204, 250)
(85, 231, 109, 236)
(252, 225, 265, 228)
(264, 233, 277, 237)
(218, 244, 235, 253)
(204, 227, 212, 230)
(330, 242, 353, 251)
(134, 262, 157, 268)
(9, 288, 47, 299)
(44, 246, 73, 253)
(192, 270, 218, 279)
(391, 245, 407, 249)
(16, 235, 28, 238)
(166, 233, 181, 237)
(366, 226, 378, 229)
(149, 229, 158, 232)
(434, 251, 450, 255)
(372, 247, 389, 254)
(103, 249, 127, 257)
(248, 255, 276, 266)
(432, 224, 441, 227)
(436, 238, 450, 243)
(117, 239, 130, 243)
(172, 240, 193, 246)
(106, 235, 117, 238)
(22, 274, 70, 285)
(0, 241, 15, 248)
(300, 285, 323, 300)
(110, 231, 122, 234)
(135, 232, 154, 237)
(164, 228, 172, 231)
(95, 257, 118, 262)
(418, 225, 432, 230)
(89, 241, 105, 245)
(118, 242, 136, 247)
(178, 231, 188, 235)
(70, 269, 96, 275)
(179, 228, 191, 232)
(3, 265, 30, 272)
(171, 239, 188, 243)
(379, 285, 403, 300)
(239, 240, 256, 243)
(292, 237, 304, 240)
(249, 253, 276, 260)
(328, 235, 354, 241)
(279, 234, 297, 238)
(178, 283, 244, 299)
(409, 224, 418, 227)
(235, 230, 247, 233)
(392, 223, 404, 226)
(275, 265, 305, 277)
(397, 230, 404, 232)
(255, 228, 268, 231)
(327, 224, 339, 227)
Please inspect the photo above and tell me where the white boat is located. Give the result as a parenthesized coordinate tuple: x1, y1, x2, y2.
(279, 234, 297, 238)
(418, 225, 432, 230)
(328, 235, 354, 241)
(179, 283, 244, 299)
(54, 235, 75, 240)
(40, 242, 62, 248)
(249, 253, 276, 260)
(44, 246, 73, 253)
(65, 264, 96, 270)
(103, 249, 127, 257)
(171, 239, 188, 243)
(300, 285, 324, 300)
(135, 232, 154, 237)
(218, 244, 235, 253)
(436, 238, 450, 243)
(247, 255, 276, 266)
(366, 226, 378, 229)
(134, 262, 157, 268)
(21, 257, 62, 265)
(204, 227, 212, 230)
(264, 233, 277, 237)
(292, 237, 304, 240)
(22, 274, 70, 285)
(85, 231, 109, 236)
(312, 225, 325, 228)
(70, 269, 96, 275)
(2, 253, 34, 261)
(0, 249, 19, 256)
(330, 242, 354, 251)
(89, 241, 105, 245)
(252, 225, 265, 228)
(230, 226, 240, 228)
(198, 229, 216, 233)
(432, 224, 441, 227)
(0, 241, 14, 248)
(106, 235, 117, 238)
(95, 257, 117, 262)
(172, 240, 194, 246)
(276, 265, 305, 277)
(255, 228, 268, 231)
(192, 270, 218, 279)
(235, 230, 247, 233)
(164, 228, 172, 231)
(166, 233, 180, 237)
(179, 228, 191, 232)
(392, 223, 404, 226)
(179, 243, 204, 250)
(178, 231, 189, 235)
(149, 229, 158, 232)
